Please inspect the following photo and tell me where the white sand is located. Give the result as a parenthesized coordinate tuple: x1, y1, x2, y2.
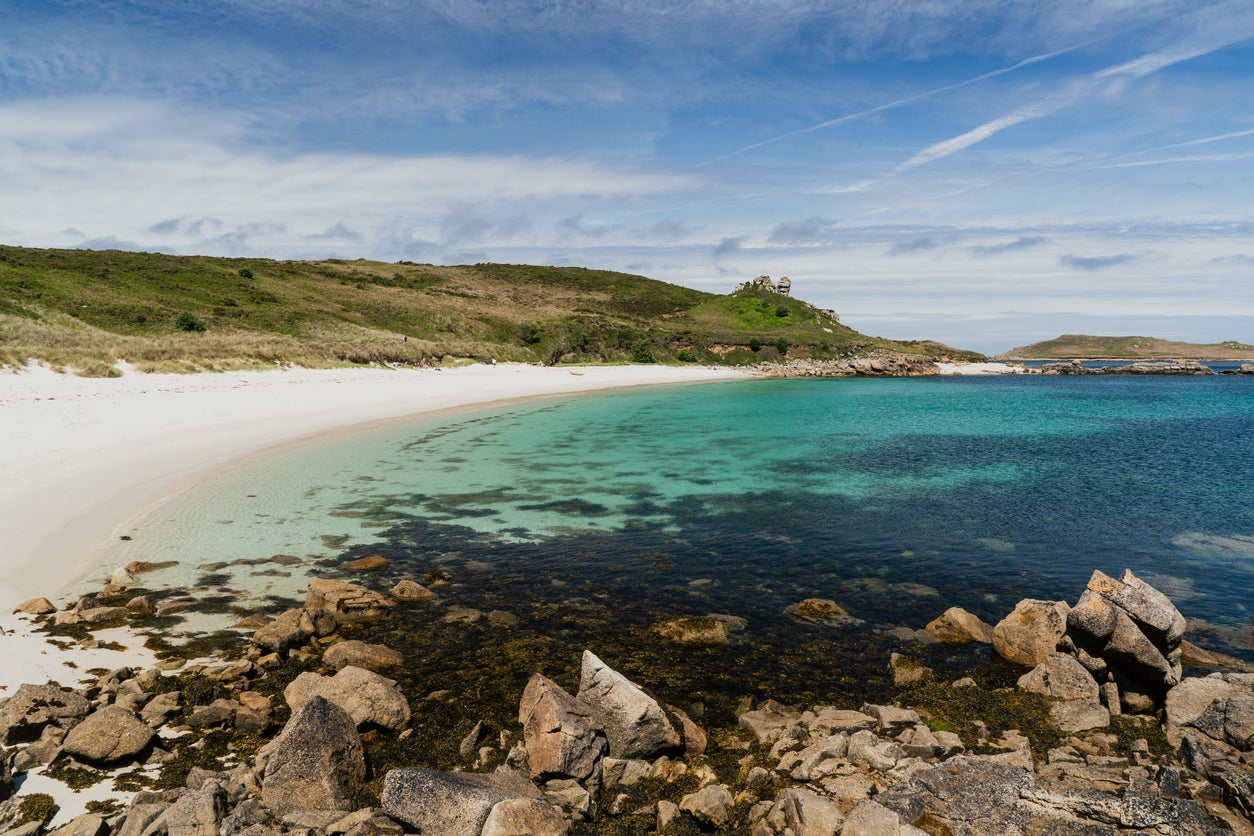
(935, 361, 1027, 375)
(0, 361, 746, 612)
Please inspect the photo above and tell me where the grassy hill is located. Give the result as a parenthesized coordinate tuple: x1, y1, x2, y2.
(0, 245, 983, 375)
(998, 334, 1254, 361)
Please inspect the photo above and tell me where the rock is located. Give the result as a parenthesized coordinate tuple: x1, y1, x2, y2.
(1087, 569, 1186, 648)
(654, 614, 746, 645)
(1066, 589, 1118, 646)
(787, 734, 849, 781)
(679, 784, 733, 829)
(518, 673, 606, 781)
(542, 779, 592, 820)
(1104, 608, 1176, 689)
(141, 692, 182, 727)
(656, 800, 680, 833)
(305, 577, 394, 622)
(577, 650, 681, 759)
(285, 666, 411, 731)
(1048, 701, 1110, 733)
(323, 641, 404, 672)
(147, 785, 225, 836)
(667, 705, 707, 758)
(876, 755, 1033, 834)
(925, 607, 994, 644)
(788, 598, 857, 625)
(187, 699, 238, 729)
(339, 555, 390, 571)
(480, 798, 570, 836)
(806, 707, 876, 735)
(61, 705, 154, 763)
(126, 596, 153, 615)
(79, 605, 129, 624)
(381, 768, 541, 836)
(262, 696, 365, 815)
(0, 683, 90, 743)
(991, 599, 1069, 667)
(1180, 639, 1254, 672)
(48, 813, 108, 836)
(601, 758, 652, 790)
(763, 786, 845, 836)
(488, 610, 520, 628)
(1017, 653, 1100, 702)
(860, 704, 921, 731)
(13, 597, 56, 615)
(847, 729, 903, 772)
(739, 699, 802, 744)
(841, 799, 928, 835)
(889, 653, 932, 687)
(126, 560, 177, 574)
(390, 579, 434, 602)
(251, 608, 311, 655)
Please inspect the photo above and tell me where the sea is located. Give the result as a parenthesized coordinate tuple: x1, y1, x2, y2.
(98, 372, 1254, 715)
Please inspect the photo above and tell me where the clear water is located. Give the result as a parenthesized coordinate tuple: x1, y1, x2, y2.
(103, 375, 1254, 655)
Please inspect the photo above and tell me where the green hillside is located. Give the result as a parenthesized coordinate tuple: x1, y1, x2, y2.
(0, 245, 982, 375)
(998, 334, 1254, 361)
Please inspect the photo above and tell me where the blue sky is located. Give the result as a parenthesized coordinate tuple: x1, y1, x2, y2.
(2, 1, 1253, 353)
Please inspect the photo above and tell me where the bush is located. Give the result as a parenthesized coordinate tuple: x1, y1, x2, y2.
(776, 338, 789, 355)
(518, 323, 541, 345)
(630, 340, 655, 363)
(776, 305, 789, 317)
(749, 338, 762, 352)
(174, 312, 207, 332)
(238, 268, 253, 279)
(677, 349, 697, 363)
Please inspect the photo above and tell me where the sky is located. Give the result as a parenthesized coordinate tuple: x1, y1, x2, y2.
(2, 1, 1253, 353)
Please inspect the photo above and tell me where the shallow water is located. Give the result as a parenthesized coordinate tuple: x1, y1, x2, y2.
(102, 375, 1254, 658)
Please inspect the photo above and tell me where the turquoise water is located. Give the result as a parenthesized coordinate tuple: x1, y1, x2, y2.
(105, 375, 1254, 654)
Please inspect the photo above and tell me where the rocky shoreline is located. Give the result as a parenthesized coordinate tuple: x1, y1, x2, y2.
(5, 568, 1254, 835)
(753, 355, 1254, 378)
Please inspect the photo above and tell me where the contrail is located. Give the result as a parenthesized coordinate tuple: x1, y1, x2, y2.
(700, 45, 1080, 166)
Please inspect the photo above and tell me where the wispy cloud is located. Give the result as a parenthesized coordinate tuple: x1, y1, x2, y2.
(1212, 254, 1254, 265)
(1060, 253, 1135, 271)
(969, 236, 1050, 257)
(769, 216, 837, 245)
(1101, 151, 1254, 169)
(887, 237, 940, 256)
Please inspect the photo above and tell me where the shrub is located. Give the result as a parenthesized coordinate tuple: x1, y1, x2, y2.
(776, 338, 789, 355)
(776, 305, 789, 317)
(238, 268, 253, 279)
(749, 338, 762, 352)
(677, 349, 697, 363)
(174, 312, 207, 332)
(518, 323, 541, 345)
(630, 340, 655, 363)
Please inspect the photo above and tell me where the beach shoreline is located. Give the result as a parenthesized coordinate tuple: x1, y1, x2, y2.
(0, 361, 747, 613)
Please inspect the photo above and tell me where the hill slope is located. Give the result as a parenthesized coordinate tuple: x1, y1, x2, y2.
(998, 334, 1254, 361)
(0, 245, 982, 375)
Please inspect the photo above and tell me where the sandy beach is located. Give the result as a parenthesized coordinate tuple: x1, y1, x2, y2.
(0, 361, 745, 613)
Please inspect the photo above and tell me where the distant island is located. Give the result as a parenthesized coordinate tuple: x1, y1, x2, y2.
(0, 245, 983, 375)
(997, 334, 1254, 361)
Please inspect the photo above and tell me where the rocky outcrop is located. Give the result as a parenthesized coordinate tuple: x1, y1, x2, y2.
(577, 651, 682, 760)
(284, 666, 411, 731)
(60, 706, 154, 764)
(261, 696, 365, 815)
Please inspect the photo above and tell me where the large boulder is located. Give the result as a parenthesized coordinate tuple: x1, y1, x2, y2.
(925, 607, 994, 644)
(305, 578, 394, 622)
(1085, 569, 1185, 647)
(381, 768, 541, 836)
(0, 683, 90, 744)
(143, 785, 225, 836)
(284, 666, 411, 731)
(992, 599, 1069, 667)
(61, 706, 154, 763)
(261, 695, 365, 815)
(518, 673, 606, 781)
(577, 651, 681, 760)
(481, 798, 570, 836)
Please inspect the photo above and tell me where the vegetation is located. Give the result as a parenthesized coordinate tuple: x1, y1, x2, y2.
(999, 334, 1254, 360)
(0, 244, 982, 374)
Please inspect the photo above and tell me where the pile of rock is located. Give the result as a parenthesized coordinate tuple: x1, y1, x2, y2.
(1039, 360, 1215, 375)
(754, 354, 940, 378)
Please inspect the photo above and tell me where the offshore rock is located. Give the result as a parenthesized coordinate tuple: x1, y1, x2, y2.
(284, 666, 411, 731)
(61, 706, 154, 763)
(992, 599, 1069, 667)
(577, 651, 682, 760)
(261, 696, 365, 815)
(381, 768, 541, 836)
(518, 673, 606, 782)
